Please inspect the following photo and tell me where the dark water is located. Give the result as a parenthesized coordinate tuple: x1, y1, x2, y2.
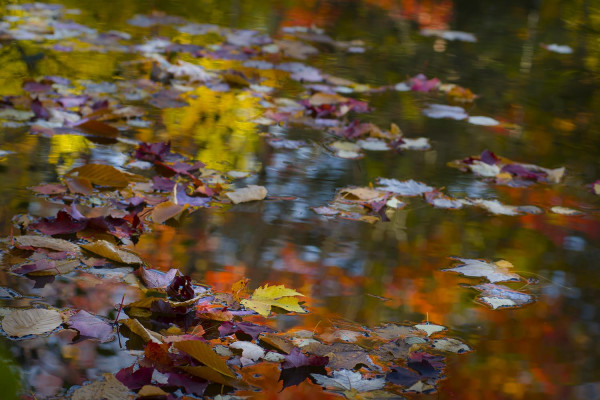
(0, 0, 599, 399)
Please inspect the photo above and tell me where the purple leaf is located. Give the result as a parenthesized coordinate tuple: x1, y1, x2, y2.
(480, 149, 499, 165)
(175, 184, 211, 207)
(501, 164, 546, 181)
(140, 268, 179, 288)
(167, 372, 207, 396)
(282, 348, 329, 369)
(386, 367, 420, 387)
(67, 310, 114, 342)
(31, 211, 87, 235)
(116, 366, 154, 390)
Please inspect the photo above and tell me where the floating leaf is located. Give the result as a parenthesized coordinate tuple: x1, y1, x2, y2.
(122, 318, 164, 343)
(471, 283, 535, 309)
(550, 206, 582, 216)
(444, 257, 521, 283)
(70, 373, 132, 400)
(67, 164, 145, 188)
(413, 323, 446, 337)
(82, 240, 143, 265)
(376, 178, 434, 196)
(226, 185, 268, 204)
(2, 308, 63, 337)
(67, 310, 114, 342)
(312, 370, 385, 392)
(230, 341, 265, 364)
(13, 235, 80, 254)
(151, 201, 188, 223)
(432, 338, 471, 353)
(241, 284, 306, 317)
(174, 340, 234, 377)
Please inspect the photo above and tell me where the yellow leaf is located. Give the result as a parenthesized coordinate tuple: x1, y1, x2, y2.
(173, 340, 234, 377)
(231, 278, 249, 302)
(67, 164, 145, 188)
(122, 318, 163, 344)
(241, 284, 306, 317)
(82, 240, 143, 265)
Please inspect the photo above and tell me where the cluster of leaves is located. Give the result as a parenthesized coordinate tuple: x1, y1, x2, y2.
(313, 166, 580, 223)
(443, 258, 536, 310)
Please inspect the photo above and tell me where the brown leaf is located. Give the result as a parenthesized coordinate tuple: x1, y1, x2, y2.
(174, 340, 234, 377)
(67, 164, 145, 188)
(151, 201, 187, 224)
(76, 119, 119, 138)
(13, 235, 81, 254)
(65, 177, 93, 195)
(2, 308, 63, 337)
(82, 240, 143, 265)
(259, 333, 295, 354)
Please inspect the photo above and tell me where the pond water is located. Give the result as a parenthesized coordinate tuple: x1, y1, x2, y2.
(0, 0, 599, 399)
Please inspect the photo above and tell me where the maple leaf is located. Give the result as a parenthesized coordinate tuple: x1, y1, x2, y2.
(241, 284, 306, 317)
(311, 370, 385, 392)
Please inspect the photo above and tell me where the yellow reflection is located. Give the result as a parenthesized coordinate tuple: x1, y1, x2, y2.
(163, 86, 261, 170)
(48, 134, 93, 172)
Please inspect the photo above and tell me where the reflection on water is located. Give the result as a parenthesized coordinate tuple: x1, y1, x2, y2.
(0, 0, 599, 399)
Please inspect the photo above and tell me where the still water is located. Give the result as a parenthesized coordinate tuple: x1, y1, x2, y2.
(0, 0, 599, 399)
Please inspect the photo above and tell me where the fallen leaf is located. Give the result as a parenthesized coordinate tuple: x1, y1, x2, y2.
(226, 185, 268, 204)
(311, 370, 385, 392)
(67, 164, 145, 188)
(431, 338, 471, 353)
(471, 283, 535, 309)
(65, 177, 93, 195)
(174, 340, 234, 377)
(82, 240, 143, 265)
(241, 284, 306, 317)
(2, 308, 63, 337)
(413, 323, 446, 337)
(230, 341, 266, 364)
(137, 385, 168, 397)
(443, 257, 521, 283)
(151, 200, 188, 223)
(13, 235, 80, 254)
(67, 310, 114, 342)
(376, 178, 434, 196)
(550, 206, 582, 215)
(122, 318, 164, 343)
(70, 373, 132, 400)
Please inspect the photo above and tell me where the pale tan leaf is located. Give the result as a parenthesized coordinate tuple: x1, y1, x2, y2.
(14, 235, 80, 254)
(70, 373, 132, 400)
(308, 92, 349, 106)
(226, 185, 267, 204)
(2, 308, 63, 337)
(82, 240, 143, 265)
